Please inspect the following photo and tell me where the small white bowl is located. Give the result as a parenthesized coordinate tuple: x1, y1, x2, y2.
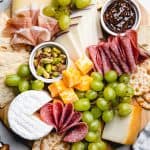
(29, 42, 70, 84)
(100, 0, 141, 36)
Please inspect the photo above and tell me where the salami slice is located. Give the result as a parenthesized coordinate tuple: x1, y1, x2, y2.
(63, 122, 88, 143)
(98, 46, 112, 74)
(119, 36, 137, 72)
(53, 100, 64, 127)
(87, 46, 103, 74)
(59, 103, 74, 130)
(40, 103, 56, 128)
(60, 111, 82, 133)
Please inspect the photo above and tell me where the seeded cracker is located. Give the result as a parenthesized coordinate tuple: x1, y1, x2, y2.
(130, 59, 150, 96)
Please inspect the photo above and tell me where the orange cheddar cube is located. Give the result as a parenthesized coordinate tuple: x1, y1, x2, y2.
(62, 67, 81, 87)
(48, 80, 66, 97)
(60, 88, 79, 104)
(75, 55, 93, 75)
(75, 75, 93, 91)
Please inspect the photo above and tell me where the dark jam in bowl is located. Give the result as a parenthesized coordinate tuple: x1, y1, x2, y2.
(103, 0, 136, 33)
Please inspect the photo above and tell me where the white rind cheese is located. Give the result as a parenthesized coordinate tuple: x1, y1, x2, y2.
(102, 105, 142, 145)
(8, 90, 53, 140)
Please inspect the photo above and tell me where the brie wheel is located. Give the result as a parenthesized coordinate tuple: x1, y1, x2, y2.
(8, 90, 53, 140)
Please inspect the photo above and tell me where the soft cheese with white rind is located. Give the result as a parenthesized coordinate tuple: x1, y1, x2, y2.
(102, 105, 142, 145)
(8, 90, 53, 140)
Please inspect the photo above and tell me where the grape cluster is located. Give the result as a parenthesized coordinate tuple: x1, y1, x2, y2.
(43, 0, 91, 30)
(5, 64, 44, 92)
(72, 71, 134, 149)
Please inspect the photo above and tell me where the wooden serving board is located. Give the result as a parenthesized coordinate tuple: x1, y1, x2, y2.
(137, 1, 150, 130)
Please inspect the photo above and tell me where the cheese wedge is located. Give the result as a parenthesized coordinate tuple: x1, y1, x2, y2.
(55, 5, 103, 61)
(8, 90, 53, 140)
(102, 104, 142, 145)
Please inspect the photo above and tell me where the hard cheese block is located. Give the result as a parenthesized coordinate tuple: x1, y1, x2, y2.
(102, 104, 142, 145)
(8, 90, 53, 140)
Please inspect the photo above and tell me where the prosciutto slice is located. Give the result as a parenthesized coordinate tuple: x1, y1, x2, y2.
(40, 100, 88, 143)
(4, 9, 59, 47)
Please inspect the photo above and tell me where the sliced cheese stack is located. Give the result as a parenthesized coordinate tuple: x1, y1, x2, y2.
(55, 5, 103, 61)
(102, 104, 142, 145)
(8, 91, 53, 140)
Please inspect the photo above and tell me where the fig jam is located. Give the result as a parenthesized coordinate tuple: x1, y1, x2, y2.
(104, 0, 136, 33)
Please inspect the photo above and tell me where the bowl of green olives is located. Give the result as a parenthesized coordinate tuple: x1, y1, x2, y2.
(29, 42, 70, 83)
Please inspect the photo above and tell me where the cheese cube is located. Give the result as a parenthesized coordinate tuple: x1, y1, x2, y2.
(102, 104, 142, 145)
(60, 88, 79, 104)
(62, 67, 81, 87)
(48, 80, 66, 97)
(75, 75, 93, 91)
(75, 55, 93, 75)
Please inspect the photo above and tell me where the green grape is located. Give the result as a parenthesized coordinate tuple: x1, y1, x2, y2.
(91, 80, 104, 91)
(96, 98, 110, 111)
(74, 98, 90, 111)
(75, 0, 91, 9)
(98, 91, 104, 98)
(82, 111, 94, 124)
(115, 83, 127, 97)
(85, 131, 98, 142)
(75, 91, 85, 98)
(58, 0, 71, 6)
(125, 86, 134, 97)
(104, 70, 118, 83)
(88, 143, 99, 150)
(119, 74, 130, 83)
(58, 14, 71, 30)
(118, 103, 132, 117)
(71, 142, 85, 150)
(108, 82, 118, 89)
(18, 80, 30, 92)
(102, 110, 114, 123)
(86, 90, 98, 100)
(43, 6, 56, 17)
(91, 107, 102, 119)
(121, 97, 132, 103)
(17, 64, 30, 78)
(96, 141, 107, 150)
(31, 80, 44, 90)
(91, 72, 103, 81)
(5, 74, 21, 87)
(103, 87, 116, 101)
(55, 7, 70, 19)
(89, 120, 101, 131)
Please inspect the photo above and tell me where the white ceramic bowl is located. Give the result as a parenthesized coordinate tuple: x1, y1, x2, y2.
(100, 0, 141, 36)
(29, 42, 70, 83)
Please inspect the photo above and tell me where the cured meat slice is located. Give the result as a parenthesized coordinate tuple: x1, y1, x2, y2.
(53, 100, 64, 127)
(60, 111, 82, 133)
(59, 103, 74, 130)
(100, 42, 122, 75)
(63, 122, 88, 143)
(11, 26, 51, 46)
(4, 9, 59, 47)
(98, 46, 112, 74)
(87, 46, 103, 74)
(38, 15, 59, 37)
(40, 103, 56, 128)
(119, 36, 137, 72)
(109, 37, 130, 73)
